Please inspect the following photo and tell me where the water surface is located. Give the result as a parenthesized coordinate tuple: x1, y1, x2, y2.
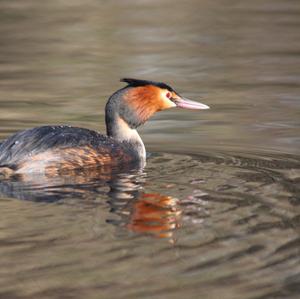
(0, 1, 299, 298)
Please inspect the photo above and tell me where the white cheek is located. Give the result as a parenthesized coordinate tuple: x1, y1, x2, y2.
(165, 98, 176, 108)
(160, 90, 176, 108)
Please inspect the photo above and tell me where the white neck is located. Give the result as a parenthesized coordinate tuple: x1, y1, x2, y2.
(109, 116, 146, 164)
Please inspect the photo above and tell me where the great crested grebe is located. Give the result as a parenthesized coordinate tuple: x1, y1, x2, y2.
(0, 78, 209, 175)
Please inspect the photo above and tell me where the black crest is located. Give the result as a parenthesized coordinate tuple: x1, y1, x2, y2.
(121, 78, 174, 92)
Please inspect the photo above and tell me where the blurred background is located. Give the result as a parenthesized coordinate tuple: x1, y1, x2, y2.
(0, 1, 299, 299)
(0, 0, 299, 155)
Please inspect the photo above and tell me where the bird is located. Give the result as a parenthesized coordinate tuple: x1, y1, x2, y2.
(0, 78, 209, 176)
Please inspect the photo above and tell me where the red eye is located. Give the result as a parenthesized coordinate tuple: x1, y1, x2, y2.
(166, 92, 171, 98)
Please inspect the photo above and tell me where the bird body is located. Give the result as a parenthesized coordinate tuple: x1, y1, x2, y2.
(0, 78, 209, 176)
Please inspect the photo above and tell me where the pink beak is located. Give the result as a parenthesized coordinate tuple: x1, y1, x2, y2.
(175, 97, 210, 110)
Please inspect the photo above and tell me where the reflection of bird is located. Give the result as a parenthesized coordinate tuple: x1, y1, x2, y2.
(0, 78, 209, 176)
(127, 193, 181, 239)
(0, 168, 182, 240)
(106, 176, 182, 240)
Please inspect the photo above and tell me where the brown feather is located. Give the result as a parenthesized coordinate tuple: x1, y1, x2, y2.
(124, 85, 172, 124)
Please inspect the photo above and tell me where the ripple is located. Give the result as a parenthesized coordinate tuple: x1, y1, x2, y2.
(0, 150, 299, 298)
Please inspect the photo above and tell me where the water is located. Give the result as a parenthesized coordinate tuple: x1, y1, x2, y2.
(0, 0, 299, 298)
